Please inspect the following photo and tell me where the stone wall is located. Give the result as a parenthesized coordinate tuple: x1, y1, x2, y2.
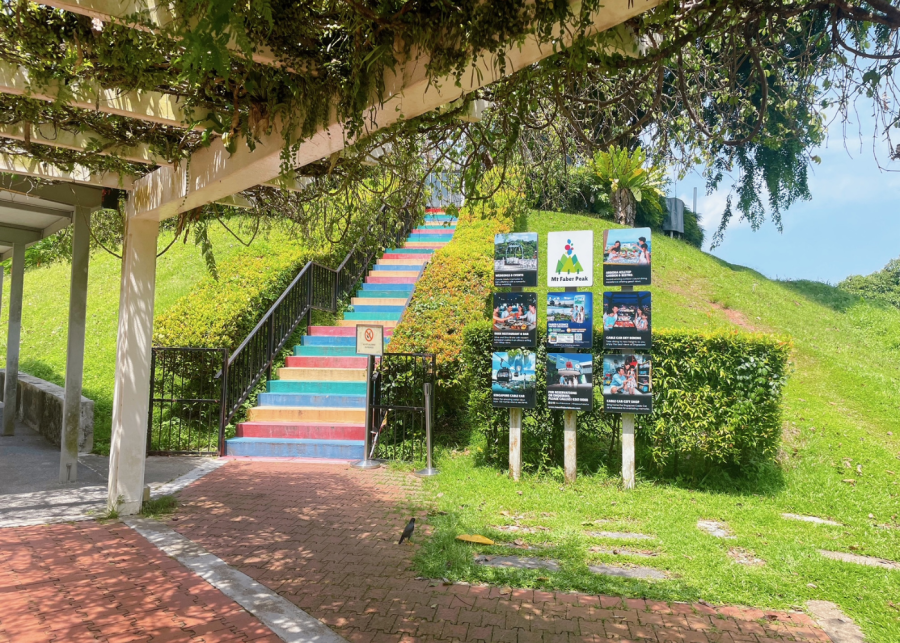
(0, 370, 94, 452)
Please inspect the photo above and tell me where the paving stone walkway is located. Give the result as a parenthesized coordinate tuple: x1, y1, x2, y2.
(168, 461, 831, 643)
(0, 520, 280, 643)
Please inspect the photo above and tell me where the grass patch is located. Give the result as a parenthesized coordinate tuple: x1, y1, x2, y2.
(140, 495, 178, 519)
(414, 210, 900, 640)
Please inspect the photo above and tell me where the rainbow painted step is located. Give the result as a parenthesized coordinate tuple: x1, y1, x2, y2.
(226, 212, 457, 459)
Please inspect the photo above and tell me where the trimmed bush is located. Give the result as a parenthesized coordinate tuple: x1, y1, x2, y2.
(462, 322, 791, 477)
(387, 190, 523, 422)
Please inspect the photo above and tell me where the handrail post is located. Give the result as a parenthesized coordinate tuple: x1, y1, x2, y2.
(415, 382, 438, 477)
(353, 354, 381, 470)
(266, 314, 275, 382)
(218, 348, 228, 457)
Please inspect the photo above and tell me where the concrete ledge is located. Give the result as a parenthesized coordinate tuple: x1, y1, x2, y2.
(0, 369, 93, 452)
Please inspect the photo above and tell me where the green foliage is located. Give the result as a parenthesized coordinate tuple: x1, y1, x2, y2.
(838, 257, 900, 309)
(463, 322, 792, 478)
(139, 495, 177, 518)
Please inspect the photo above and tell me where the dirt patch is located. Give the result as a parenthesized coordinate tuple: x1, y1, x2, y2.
(709, 301, 758, 331)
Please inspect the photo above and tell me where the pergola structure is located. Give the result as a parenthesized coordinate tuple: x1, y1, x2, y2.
(0, 0, 663, 514)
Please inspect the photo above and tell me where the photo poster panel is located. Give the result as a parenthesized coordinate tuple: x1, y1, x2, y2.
(602, 228, 652, 286)
(546, 352, 594, 410)
(602, 291, 652, 350)
(547, 291, 593, 349)
(492, 350, 537, 408)
(601, 354, 653, 414)
(493, 292, 538, 348)
(494, 232, 538, 287)
(547, 231, 594, 288)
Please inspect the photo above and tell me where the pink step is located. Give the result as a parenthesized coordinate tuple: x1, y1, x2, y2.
(425, 208, 445, 213)
(309, 326, 394, 337)
(366, 276, 417, 284)
(382, 253, 431, 260)
(286, 356, 368, 368)
(237, 422, 365, 440)
(412, 228, 454, 234)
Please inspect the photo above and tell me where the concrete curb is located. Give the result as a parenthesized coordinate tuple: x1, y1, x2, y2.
(125, 517, 347, 643)
(806, 600, 866, 642)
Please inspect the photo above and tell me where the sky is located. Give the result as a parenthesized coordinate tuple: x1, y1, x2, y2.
(673, 114, 900, 284)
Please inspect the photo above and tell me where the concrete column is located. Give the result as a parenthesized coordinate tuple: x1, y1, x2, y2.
(107, 216, 159, 515)
(563, 410, 577, 483)
(59, 207, 91, 483)
(622, 413, 635, 489)
(509, 408, 522, 481)
(2, 242, 25, 436)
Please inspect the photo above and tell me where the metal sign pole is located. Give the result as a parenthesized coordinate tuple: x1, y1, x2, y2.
(353, 324, 383, 470)
(563, 285, 578, 483)
(620, 285, 635, 489)
(508, 285, 524, 481)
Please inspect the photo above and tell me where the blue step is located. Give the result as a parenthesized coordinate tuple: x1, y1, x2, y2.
(225, 437, 364, 459)
(257, 393, 365, 408)
(302, 335, 393, 347)
(355, 290, 410, 298)
(361, 283, 414, 292)
(343, 312, 403, 321)
(386, 248, 434, 254)
(267, 380, 367, 395)
(351, 305, 406, 313)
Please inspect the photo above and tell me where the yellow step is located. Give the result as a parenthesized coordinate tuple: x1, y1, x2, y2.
(247, 407, 366, 423)
(337, 319, 398, 328)
(276, 367, 367, 381)
(378, 258, 429, 266)
(351, 297, 408, 306)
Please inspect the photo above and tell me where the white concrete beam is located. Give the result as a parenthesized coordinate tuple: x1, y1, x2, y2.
(0, 176, 105, 208)
(107, 216, 159, 515)
(60, 206, 91, 482)
(0, 123, 170, 166)
(128, 0, 665, 221)
(0, 154, 135, 190)
(0, 60, 208, 130)
(0, 226, 42, 246)
(2, 242, 25, 436)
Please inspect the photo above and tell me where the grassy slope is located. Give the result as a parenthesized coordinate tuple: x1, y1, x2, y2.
(0, 224, 293, 454)
(417, 211, 900, 639)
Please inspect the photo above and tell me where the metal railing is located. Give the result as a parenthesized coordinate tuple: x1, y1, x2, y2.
(148, 209, 417, 456)
(369, 352, 437, 463)
(148, 347, 227, 455)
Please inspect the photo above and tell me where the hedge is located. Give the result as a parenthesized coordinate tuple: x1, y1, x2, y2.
(462, 321, 792, 477)
(387, 187, 524, 422)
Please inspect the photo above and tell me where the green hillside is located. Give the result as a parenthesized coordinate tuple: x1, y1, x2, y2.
(417, 210, 900, 640)
(0, 224, 298, 454)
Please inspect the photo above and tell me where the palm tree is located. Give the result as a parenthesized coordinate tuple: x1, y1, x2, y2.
(590, 146, 666, 227)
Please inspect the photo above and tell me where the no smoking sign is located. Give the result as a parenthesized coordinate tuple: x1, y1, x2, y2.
(356, 324, 384, 356)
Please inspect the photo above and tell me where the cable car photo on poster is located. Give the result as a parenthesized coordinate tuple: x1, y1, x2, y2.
(493, 292, 537, 347)
(602, 228, 651, 286)
(547, 292, 593, 349)
(492, 350, 536, 408)
(603, 291, 651, 350)
(602, 354, 653, 414)
(546, 353, 593, 410)
(494, 232, 538, 287)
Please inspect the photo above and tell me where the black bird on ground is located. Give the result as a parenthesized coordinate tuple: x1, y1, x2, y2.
(398, 518, 415, 544)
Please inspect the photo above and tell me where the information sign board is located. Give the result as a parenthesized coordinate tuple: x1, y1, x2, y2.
(547, 353, 593, 410)
(355, 324, 384, 356)
(601, 354, 652, 414)
(547, 231, 593, 287)
(602, 228, 652, 286)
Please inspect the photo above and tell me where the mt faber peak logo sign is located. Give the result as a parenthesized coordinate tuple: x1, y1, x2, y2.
(555, 239, 585, 275)
(547, 231, 593, 287)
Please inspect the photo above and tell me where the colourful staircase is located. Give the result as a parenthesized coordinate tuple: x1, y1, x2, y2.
(226, 211, 457, 459)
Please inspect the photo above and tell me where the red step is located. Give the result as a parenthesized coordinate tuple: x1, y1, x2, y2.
(237, 422, 365, 440)
(309, 326, 394, 337)
(366, 276, 417, 284)
(425, 208, 446, 213)
(285, 356, 368, 368)
(382, 253, 431, 260)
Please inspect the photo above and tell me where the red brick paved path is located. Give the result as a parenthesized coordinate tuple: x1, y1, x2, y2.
(0, 521, 278, 643)
(169, 461, 830, 643)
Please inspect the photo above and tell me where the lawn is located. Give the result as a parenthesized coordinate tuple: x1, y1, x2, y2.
(413, 210, 900, 640)
(0, 222, 303, 454)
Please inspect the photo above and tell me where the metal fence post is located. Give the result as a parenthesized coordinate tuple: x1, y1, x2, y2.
(415, 382, 438, 477)
(353, 354, 381, 469)
(218, 348, 229, 457)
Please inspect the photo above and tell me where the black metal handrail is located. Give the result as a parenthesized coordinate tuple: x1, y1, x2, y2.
(220, 209, 417, 430)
